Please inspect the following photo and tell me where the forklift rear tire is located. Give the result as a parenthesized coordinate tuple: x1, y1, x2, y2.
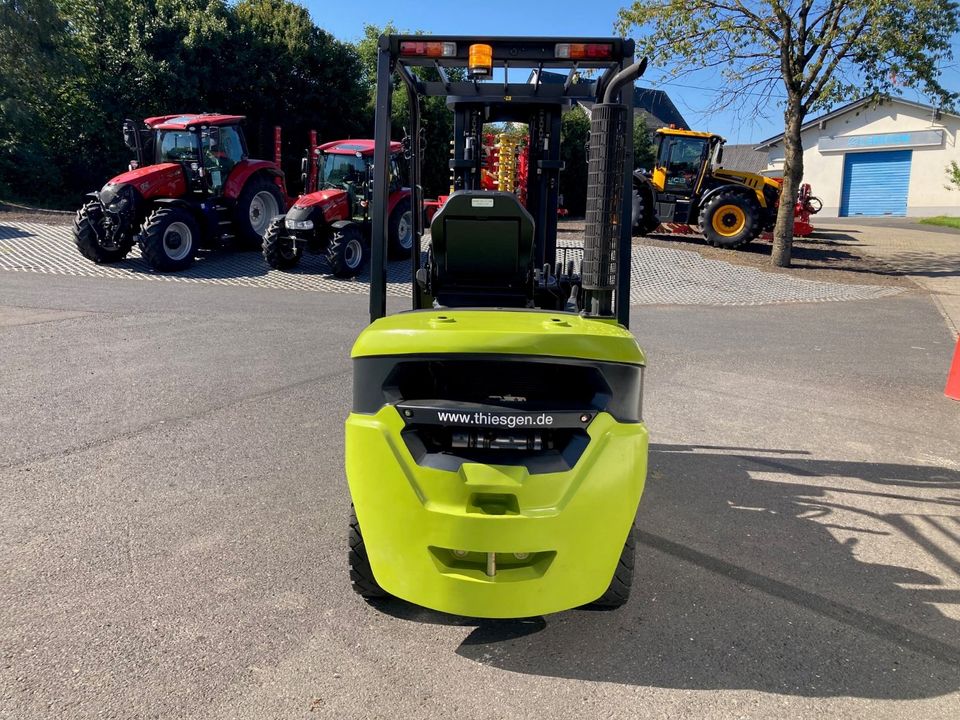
(588, 524, 636, 609)
(327, 225, 365, 278)
(698, 191, 761, 248)
(262, 216, 301, 270)
(234, 175, 285, 248)
(139, 206, 199, 271)
(349, 507, 388, 599)
(73, 201, 134, 264)
(387, 198, 413, 259)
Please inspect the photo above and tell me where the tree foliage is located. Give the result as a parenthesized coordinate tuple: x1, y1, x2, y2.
(617, 0, 958, 266)
(0, 0, 366, 206)
(947, 160, 960, 192)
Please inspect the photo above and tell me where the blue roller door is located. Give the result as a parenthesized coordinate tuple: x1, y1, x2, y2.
(839, 150, 912, 216)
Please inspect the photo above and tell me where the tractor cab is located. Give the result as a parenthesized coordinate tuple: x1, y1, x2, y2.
(344, 36, 652, 619)
(648, 128, 722, 196)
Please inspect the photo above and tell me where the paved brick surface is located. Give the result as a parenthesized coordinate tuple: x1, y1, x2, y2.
(0, 220, 902, 307)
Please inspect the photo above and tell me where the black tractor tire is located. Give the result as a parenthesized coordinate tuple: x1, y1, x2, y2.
(262, 216, 302, 270)
(234, 174, 285, 248)
(589, 524, 636, 609)
(631, 188, 659, 236)
(387, 197, 414, 259)
(349, 507, 388, 599)
(698, 191, 762, 248)
(73, 201, 134, 264)
(138, 206, 200, 271)
(326, 224, 366, 278)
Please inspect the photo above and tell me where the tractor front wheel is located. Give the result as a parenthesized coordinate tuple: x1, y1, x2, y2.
(588, 524, 636, 609)
(698, 192, 762, 248)
(348, 507, 388, 599)
(73, 201, 134, 264)
(234, 175, 285, 248)
(326, 225, 365, 278)
(262, 216, 301, 270)
(139, 206, 200, 271)
(387, 198, 413, 259)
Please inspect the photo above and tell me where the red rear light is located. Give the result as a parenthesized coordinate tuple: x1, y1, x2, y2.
(399, 41, 457, 58)
(555, 43, 613, 60)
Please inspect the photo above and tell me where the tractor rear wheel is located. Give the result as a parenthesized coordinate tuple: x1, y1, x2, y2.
(73, 201, 134, 264)
(234, 175, 284, 248)
(698, 191, 762, 248)
(631, 188, 659, 236)
(326, 225, 365, 278)
(349, 507, 388, 599)
(139, 206, 200, 271)
(588, 524, 636, 609)
(387, 198, 413, 259)
(262, 216, 301, 270)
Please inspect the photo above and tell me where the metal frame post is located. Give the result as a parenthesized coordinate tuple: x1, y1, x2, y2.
(370, 39, 394, 323)
(616, 52, 635, 329)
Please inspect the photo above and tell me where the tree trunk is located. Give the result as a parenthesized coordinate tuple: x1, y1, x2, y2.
(771, 109, 805, 268)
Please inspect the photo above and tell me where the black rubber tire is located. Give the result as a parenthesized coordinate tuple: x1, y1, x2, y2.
(138, 206, 200, 271)
(234, 174, 285, 248)
(387, 197, 413, 259)
(73, 200, 134, 264)
(631, 187, 659, 236)
(326, 224, 366, 278)
(589, 524, 636, 609)
(698, 191, 762, 248)
(349, 507, 388, 599)
(262, 216, 301, 270)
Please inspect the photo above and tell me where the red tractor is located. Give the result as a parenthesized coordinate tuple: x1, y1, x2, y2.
(262, 139, 412, 277)
(73, 114, 287, 271)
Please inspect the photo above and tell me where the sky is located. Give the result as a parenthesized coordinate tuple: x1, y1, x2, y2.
(304, 0, 960, 145)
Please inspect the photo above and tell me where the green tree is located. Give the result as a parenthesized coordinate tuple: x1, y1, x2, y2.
(559, 105, 590, 216)
(617, 1, 958, 267)
(633, 114, 655, 170)
(947, 160, 960, 192)
(355, 23, 457, 198)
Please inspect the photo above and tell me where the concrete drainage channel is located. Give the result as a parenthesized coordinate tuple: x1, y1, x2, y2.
(0, 221, 902, 306)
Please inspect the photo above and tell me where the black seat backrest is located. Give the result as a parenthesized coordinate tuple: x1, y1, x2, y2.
(429, 190, 535, 306)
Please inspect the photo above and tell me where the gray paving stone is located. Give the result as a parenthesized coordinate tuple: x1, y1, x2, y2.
(0, 221, 901, 306)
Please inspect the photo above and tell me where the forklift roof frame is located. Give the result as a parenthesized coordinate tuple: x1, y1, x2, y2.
(369, 35, 637, 327)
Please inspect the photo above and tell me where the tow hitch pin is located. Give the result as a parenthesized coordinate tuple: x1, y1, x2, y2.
(486, 552, 496, 577)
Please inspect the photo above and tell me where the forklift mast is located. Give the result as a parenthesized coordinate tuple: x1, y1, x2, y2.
(369, 36, 645, 326)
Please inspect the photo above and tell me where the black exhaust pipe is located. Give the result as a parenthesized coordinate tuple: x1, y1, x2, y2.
(581, 57, 647, 318)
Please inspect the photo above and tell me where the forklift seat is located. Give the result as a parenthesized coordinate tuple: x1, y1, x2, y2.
(428, 191, 535, 306)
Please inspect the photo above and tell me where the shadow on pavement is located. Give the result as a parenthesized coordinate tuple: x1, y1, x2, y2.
(380, 444, 960, 699)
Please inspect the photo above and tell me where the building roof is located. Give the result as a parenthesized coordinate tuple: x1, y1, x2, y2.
(753, 97, 958, 149)
(144, 114, 245, 130)
(317, 139, 403, 156)
(718, 144, 769, 174)
(528, 70, 689, 129)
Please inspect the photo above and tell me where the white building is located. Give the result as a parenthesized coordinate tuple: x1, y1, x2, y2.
(755, 98, 960, 217)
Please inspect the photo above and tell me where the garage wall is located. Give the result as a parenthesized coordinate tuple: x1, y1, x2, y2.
(763, 101, 960, 217)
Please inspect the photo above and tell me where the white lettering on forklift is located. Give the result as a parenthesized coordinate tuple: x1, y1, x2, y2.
(436, 411, 555, 428)
(471, 198, 495, 208)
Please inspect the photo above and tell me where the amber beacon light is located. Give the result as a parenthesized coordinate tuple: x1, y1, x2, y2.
(468, 43, 494, 78)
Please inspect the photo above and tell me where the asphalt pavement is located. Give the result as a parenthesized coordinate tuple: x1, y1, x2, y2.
(1, 268, 959, 719)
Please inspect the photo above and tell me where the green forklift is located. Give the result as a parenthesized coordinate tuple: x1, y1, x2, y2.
(345, 36, 650, 618)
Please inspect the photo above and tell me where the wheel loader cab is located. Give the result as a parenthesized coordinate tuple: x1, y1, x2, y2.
(346, 35, 651, 619)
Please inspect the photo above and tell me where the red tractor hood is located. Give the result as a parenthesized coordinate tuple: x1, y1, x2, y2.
(293, 188, 347, 209)
(105, 163, 187, 200)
